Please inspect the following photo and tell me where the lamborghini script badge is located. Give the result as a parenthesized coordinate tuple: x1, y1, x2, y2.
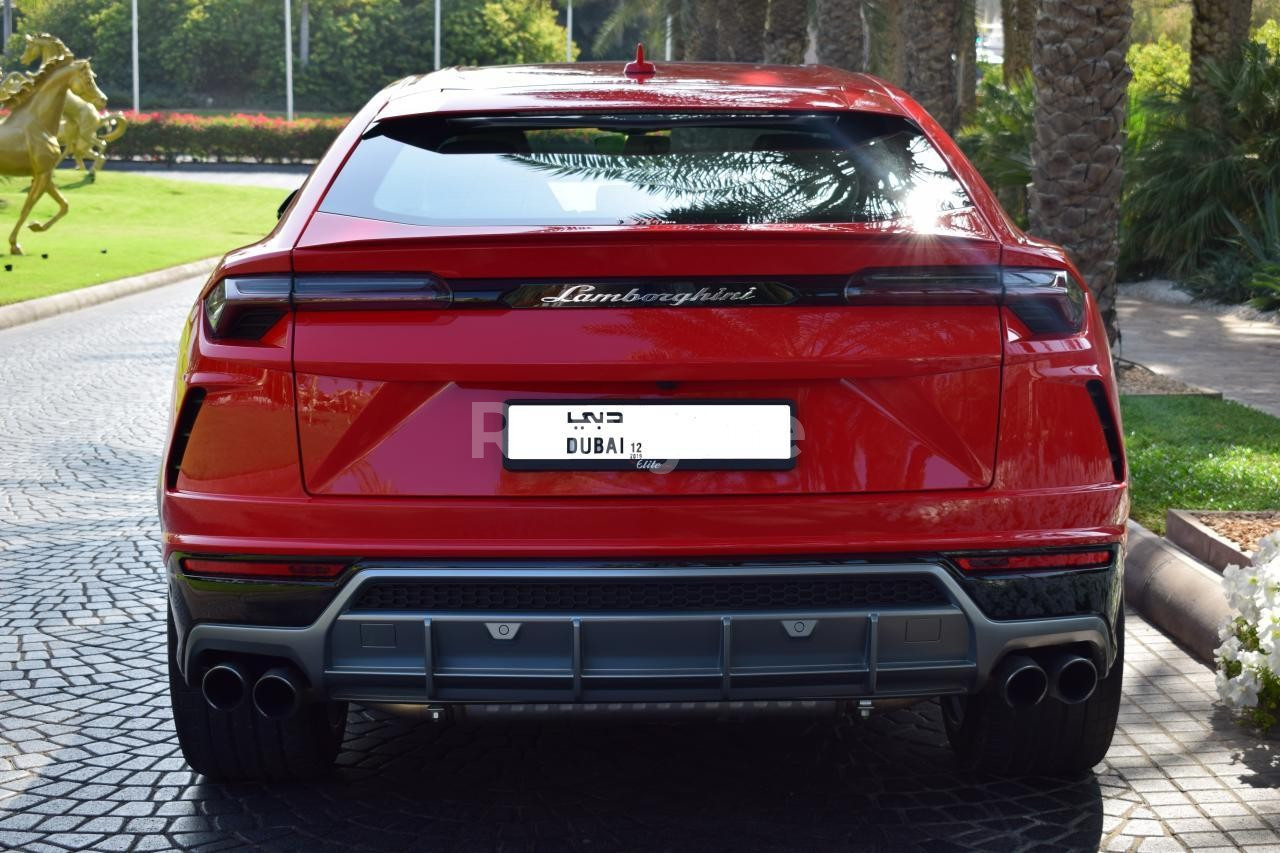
(501, 281, 799, 308)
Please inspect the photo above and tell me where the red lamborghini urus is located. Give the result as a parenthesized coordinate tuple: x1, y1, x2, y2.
(161, 57, 1128, 781)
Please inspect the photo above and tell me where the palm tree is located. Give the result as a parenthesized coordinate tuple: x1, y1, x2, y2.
(903, 0, 963, 132)
(590, 0, 678, 58)
(721, 0, 769, 61)
(956, 0, 977, 118)
(765, 0, 810, 64)
(1001, 0, 1033, 82)
(1029, 0, 1133, 347)
(1190, 0, 1253, 93)
(816, 0, 866, 71)
(682, 0, 721, 59)
(868, 0, 906, 85)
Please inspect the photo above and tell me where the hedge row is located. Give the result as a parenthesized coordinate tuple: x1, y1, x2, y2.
(107, 112, 348, 164)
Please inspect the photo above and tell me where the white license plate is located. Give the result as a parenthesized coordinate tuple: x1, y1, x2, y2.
(503, 401, 795, 471)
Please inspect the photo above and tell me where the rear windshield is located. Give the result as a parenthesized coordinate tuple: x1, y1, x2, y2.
(319, 112, 972, 227)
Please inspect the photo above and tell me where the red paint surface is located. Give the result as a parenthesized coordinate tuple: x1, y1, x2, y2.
(161, 63, 1127, 562)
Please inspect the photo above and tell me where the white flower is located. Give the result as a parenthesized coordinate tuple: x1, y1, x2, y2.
(1218, 667, 1262, 709)
(1216, 534, 1280, 719)
(1256, 531, 1280, 566)
(1216, 633, 1242, 664)
(1223, 563, 1261, 622)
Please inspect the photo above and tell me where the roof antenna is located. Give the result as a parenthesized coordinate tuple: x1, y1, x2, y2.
(624, 43, 656, 79)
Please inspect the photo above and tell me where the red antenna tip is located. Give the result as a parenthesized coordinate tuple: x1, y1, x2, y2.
(624, 43, 656, 78)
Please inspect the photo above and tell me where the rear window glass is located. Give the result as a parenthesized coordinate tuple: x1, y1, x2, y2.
(319, 112, 972, 227)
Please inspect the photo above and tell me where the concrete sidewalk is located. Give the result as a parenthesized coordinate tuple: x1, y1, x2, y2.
(1116, 289, 1280, 418)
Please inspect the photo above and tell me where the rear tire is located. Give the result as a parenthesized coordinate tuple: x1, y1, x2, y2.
(168, 612, 348, 782)
(944, 611, 1124, 775)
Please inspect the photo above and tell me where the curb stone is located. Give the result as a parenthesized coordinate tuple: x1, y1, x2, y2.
(0, 257, 217, 331)
(1125, 519, 1231, 664)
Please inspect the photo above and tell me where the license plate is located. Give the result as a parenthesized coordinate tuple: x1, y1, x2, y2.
(503, 400, 795, 471)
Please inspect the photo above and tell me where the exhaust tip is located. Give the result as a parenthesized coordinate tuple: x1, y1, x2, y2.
(1049, 655, 1099, 705)
(252, 667, 302, 720)
(998, 655, 1048, 709)
(202, 663, 248, 712)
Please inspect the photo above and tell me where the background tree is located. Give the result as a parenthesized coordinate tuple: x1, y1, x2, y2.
(904, 0, 963, 132)
(816, 0, 866, 71)
(957, 0, 977, 117)
(1191, 0, 1253, 91)
(1001, 0, 1033, 81)
(765, 0, 809, 64)
(14, 0, 571, 112)
(683, 0, 720, 58)
(720, 0, 768, 61)
(868, 0, 906, 84)
(1029, 0, 1133, 346)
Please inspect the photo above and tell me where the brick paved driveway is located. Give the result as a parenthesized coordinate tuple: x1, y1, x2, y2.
(1, 279, 1278, 853)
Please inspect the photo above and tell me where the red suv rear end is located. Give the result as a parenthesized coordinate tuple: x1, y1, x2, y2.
(161, 61, 1127, 781)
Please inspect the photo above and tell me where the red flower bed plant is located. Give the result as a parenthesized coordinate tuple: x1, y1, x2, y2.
(108, 112, 348, 164)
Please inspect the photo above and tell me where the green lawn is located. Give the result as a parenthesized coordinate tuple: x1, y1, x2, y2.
(0, 170, 284, 306)
(1122, 395, 1280, 533)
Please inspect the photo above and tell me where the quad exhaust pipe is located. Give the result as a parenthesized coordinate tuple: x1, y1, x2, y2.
(201, 662, 249, 712)
(1045, 652, 1099, 705)
(995, 654, 1048, 708)
(994, 651, 1099, 709)
(200, 662, 304, 719)
(252, 667, 304, 720)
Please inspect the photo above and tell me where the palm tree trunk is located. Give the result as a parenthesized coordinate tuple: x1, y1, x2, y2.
(904, 0, 963, 133)
(816, 0, 866, 71)
(957, 0, 977, 118)
(722, 0, 769, 61)
(765, 0, 810, 64)
(1029, 0, 1132, 347)
(683, 0, 721, 59)
(869, 0, 907, 85)
(1190, 0, 1253, 92)
(1002, 0, 1033, 82)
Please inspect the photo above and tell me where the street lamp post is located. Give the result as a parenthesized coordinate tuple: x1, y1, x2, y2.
(2, 0, 12, 52)
(434, 0, 442, 70)
(284, 0, 294, 121)
(131, 0, 140, 112)
(565, 0, 573, 62)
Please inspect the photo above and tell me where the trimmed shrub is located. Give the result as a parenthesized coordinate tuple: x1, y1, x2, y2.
(108, 112, 348, 163)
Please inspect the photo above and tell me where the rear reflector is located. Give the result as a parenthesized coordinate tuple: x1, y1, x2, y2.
(953, 550, 1113, 572)
(165, 388, 206, 489)
(181, 559, 350, 580)
(1086, 379, 1126, 481)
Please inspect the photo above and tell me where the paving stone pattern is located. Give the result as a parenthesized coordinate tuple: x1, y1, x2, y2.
(1, 279, 1278, 852)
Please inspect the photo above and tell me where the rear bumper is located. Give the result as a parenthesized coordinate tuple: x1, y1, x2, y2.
(174, 558, 1121, 705)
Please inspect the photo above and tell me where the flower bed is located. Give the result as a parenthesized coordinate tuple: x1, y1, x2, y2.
(107, 112, 348, 164)
(1217, 532, 1280, 728)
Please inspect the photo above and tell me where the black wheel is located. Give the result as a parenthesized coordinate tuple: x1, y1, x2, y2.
(944, 611, 1124, 775)
(168, 612, 348, 782)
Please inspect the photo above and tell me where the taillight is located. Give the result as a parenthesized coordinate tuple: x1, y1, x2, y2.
(952, 549, 1113, 572)
(840, 266, 1087, 337)
(1001, 267, 1085, 335)
(204, 276, 290, 340)
(181, 558, 350, 580)
(843, 267, 1001, 305)
(294, 275, 452, 309)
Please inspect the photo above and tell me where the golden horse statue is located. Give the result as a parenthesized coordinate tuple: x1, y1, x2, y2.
(0, 58, 109, 254)
(20, 34, 127, 175)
